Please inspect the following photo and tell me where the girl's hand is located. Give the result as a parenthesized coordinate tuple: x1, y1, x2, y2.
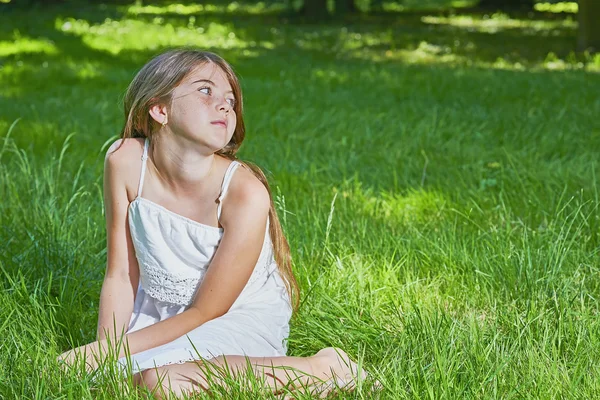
(57, 340, 106, 372)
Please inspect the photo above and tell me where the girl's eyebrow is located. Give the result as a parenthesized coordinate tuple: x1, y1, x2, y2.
(191, 78, 233, 94)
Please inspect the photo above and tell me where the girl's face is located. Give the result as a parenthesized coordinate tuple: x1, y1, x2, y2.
(166, 62, 237, 152)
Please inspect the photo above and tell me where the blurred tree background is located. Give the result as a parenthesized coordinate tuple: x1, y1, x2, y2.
(2, 0, 599, 52)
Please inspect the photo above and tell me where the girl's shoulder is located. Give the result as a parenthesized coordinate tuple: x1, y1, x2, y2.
(105, 137, 145, 163)
(228, 162, 269, 201)
(104, 137, 145, 202)
(219, 161, 270, 222)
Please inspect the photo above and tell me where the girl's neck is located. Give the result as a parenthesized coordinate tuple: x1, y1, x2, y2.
(149, 135, 217, 196)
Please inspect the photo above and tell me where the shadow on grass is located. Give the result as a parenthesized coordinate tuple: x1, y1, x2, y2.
(1, 2, 598, 242)
(0, 1, 591, 67)
(0, 1, 598, 178)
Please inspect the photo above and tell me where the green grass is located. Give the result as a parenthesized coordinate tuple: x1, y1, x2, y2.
(1, 0, 600, 398)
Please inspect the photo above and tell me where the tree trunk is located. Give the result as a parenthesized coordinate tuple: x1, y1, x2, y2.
(298, 0, 328, 17)
(335, 0, 357, 15)
(478, 0, 534, 10)
(578, 0, 600, 52)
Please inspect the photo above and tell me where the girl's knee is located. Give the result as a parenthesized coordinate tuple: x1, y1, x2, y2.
(139, 365, 211, 398)
(138, 367, 171, 394)
(211, 355, 227, 366)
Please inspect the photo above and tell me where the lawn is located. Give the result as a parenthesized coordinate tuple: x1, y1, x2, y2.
(1, 0, 599, 398)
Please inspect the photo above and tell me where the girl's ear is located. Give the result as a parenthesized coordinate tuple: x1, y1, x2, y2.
(149, 102, 168, 125)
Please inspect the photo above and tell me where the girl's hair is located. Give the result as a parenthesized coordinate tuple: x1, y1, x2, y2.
(120, 49, 300, 311)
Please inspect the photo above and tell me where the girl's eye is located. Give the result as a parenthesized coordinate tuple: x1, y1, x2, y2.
(227, 98, 236, 107)
(198, 87, 211, 95)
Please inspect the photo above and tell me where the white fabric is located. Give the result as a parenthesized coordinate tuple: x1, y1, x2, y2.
(117, 138, 292, 374)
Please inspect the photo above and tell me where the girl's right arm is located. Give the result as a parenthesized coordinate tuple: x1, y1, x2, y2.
(96, 139, 140, 342)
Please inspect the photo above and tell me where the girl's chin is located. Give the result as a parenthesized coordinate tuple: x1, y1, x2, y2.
(215, 132, 235, 150)
(174, 127, 234, 151)
(208, 137, 234, 153)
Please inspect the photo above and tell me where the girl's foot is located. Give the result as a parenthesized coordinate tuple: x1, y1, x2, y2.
(306, 347, 381, 398)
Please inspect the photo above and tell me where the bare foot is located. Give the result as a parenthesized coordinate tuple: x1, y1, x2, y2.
(304, 347, 379, 398)
(314, 348, 363, 382)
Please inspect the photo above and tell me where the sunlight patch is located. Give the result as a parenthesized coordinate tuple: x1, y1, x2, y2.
(377, 190, 447, 224)
(383, 0, 476, 12)
(534, 2, 577, 14)
(421, 13, 576, 34)
(126, 3, 206, 15)
(349, 43, 599, 72)
(55, 17, 259, 54)
(124, 1, 284, 16)
(396, 276, 449, 312)
(69, 61, 103, 79)
(0, 37, 58, 57)
(338, 186, 448, 225)
(312, 69, 349, 84)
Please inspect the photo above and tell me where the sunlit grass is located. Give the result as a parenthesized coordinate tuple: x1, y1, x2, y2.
(55, 17, 268, 54)
(0, 35, 59, 57)
(124, 1, 286, 16)
(382, 0, 478, 12)
(3, 1, 597, 72)
(421, 12, 577, 34)
(534, 1, 578, 14)
(1, 0, 600, 398)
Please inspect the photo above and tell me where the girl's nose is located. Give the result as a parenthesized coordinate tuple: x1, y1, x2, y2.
(216, 96, 232, 113)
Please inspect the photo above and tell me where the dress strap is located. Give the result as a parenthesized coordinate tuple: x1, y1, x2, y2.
(136, 138, 149, 198)
(217, 161, 241, 221)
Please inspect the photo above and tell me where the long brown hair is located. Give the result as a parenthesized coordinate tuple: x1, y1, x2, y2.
(120, 49, 299, 311)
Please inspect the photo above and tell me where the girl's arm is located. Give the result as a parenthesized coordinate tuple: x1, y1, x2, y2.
(60, 166, 270, 367)
(96, 139, 140, 341)
(124, 168, 270, 352)
(127, 168, 270, 354)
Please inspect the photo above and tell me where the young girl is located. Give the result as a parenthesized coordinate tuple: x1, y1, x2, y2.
(59, 49, 374, 398)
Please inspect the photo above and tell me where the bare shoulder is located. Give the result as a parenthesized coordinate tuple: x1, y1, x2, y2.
(104, 137, 145, 201)
(105, 137, 144, 165)
(222, 162, 270, 217)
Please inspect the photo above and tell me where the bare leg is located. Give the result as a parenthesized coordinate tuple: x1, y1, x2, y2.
(136, 347, 372, 399)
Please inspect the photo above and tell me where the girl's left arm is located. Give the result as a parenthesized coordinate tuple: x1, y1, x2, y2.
(59, 169, 271, 369)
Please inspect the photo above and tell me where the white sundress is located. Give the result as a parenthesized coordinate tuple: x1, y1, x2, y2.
(117, 138, 293, 374)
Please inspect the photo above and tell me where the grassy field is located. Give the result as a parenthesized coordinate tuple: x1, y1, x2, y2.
(1, 0, 599, 398)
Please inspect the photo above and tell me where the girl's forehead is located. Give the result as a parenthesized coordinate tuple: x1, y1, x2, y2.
(185, 63, 232, 89)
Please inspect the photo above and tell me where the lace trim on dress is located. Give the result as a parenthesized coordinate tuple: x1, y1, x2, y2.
(142, 354, 218, 373)
(140, 263, 204, 306)
(119, 352, 219, 376)
(137, 232, 276, 306)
